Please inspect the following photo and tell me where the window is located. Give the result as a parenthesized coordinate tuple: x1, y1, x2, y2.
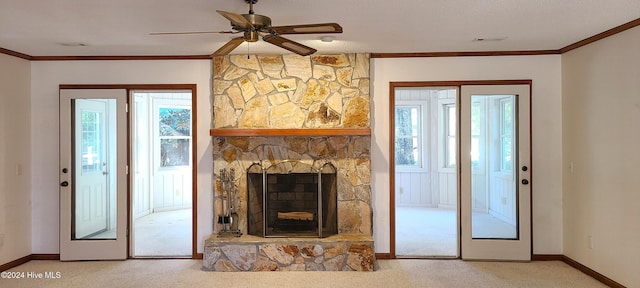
(395, 105, 422, 167)
(158, 107, 191, 167)
(443, 104, 456, 168)
(81, 110, 103, 173)
(499, 98, 514, 172)
(470, 101, 482, 168)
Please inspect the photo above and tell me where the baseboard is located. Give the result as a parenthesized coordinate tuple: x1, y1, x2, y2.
(1, 254, 61, 272)
(31, 254, 61, 260)
(0, 255, 32, 272)
(532, 254, 564, 261)
(375, 253, 393, 259)
(561, 255, 625, 288)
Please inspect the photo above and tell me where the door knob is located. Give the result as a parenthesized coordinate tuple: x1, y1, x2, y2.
(60, 181, 69, 187)
(521, 179, 529, 185)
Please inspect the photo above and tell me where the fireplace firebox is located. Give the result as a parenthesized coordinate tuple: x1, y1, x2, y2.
(247, 161, 338, 238)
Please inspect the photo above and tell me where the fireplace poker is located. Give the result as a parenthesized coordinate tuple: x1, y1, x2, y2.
(218, 168, 242, 237)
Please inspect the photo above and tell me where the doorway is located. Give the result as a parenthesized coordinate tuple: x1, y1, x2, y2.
(131, 90, 193, 257)
(390, 81, 532, 261)
(393, 87, 458, 257)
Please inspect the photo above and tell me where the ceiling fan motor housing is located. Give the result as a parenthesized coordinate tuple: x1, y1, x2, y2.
(238, 13, 272, 42)
(242, 13, 271, 29)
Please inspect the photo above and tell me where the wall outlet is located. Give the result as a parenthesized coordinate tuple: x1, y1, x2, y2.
(587, 235, 593, 249)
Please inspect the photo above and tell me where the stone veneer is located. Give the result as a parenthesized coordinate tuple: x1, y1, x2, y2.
(204, 235, 374, 271)
(209, 53, 373, 271)
(213, 54, 370, 130)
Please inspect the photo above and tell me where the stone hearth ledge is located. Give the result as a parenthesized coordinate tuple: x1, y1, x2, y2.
(203, 234, 375, 271)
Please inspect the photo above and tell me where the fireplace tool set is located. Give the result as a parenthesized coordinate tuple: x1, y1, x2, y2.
(217, 168, 242, 237)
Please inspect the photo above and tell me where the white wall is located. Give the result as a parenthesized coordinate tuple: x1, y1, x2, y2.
(0, 54, 32, 264)
(371, 55, 563, 254)
(562, 26, 640, 287)
(29, 60, 213, 254)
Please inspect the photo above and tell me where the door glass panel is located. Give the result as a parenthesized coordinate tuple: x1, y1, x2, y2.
(470, 95, 518, 239)
(72, 99, 117, 240)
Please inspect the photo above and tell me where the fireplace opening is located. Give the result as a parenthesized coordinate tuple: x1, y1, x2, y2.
(247, 161, 338, 238)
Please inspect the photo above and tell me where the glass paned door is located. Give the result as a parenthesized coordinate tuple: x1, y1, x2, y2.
(460, 85, 531, 261)
(60, 89, 127, 261)
(73, 99, 114, 239)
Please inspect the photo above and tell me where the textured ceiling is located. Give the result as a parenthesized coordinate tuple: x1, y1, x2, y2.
(0, 0, 639, 57)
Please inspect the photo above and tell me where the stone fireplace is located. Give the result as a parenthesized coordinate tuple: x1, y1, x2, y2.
(247, 161, 338, 238)
(204, 53, 374, 271)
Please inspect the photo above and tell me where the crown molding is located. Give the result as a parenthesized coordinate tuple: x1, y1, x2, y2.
(1, 18, 639, 60)
(0, 47, 33, 60)
(371, 50, 560, 58)
(560, 18, 640, 53)
(30, 55, 212, 61)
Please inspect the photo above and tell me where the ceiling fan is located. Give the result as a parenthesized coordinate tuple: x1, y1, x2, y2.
(151, 0, 343, 56)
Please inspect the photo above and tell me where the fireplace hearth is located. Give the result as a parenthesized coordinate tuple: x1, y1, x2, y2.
(247, 161, 338, 238)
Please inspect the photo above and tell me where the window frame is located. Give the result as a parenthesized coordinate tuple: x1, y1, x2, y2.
(435, 90, 457, 174)
(498, 97, 514, 174)
(152, 94, 193, 172)
(394, 100, 428, 172)
(441, 102, 457, 170)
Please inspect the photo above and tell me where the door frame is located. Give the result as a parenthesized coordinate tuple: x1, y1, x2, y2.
(59, 84, 198, 259)
(388, 80, 533, 259)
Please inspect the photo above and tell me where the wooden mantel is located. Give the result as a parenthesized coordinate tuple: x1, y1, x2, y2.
(210, 128, 371, 137)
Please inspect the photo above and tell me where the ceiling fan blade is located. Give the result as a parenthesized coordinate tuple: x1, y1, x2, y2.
(212, 37, 245, 56)
(149, 31, 237, 36)
(271, 23, 343, 35)
(216, 10, 253, 29)
(263, 35, 317, 56)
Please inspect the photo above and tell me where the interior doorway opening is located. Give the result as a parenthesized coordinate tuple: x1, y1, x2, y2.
(393, 87, 458, 258)
(131, 90, 193, 257)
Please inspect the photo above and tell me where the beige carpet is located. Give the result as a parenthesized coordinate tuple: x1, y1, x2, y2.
(1, 259, 607, 288)
(134, 209, 192, 257)
(396, 207, 457, 257)
(396, 207, 520, 257)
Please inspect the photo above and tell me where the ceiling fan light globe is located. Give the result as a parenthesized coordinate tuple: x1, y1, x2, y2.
(320, 36, 334, 43)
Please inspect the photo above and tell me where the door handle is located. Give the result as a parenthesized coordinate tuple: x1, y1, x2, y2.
(60, 181, 69, 187)
(521, 179, 529, 185)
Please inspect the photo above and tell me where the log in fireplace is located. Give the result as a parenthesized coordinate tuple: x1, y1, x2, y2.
(247, 161, 338, 238)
